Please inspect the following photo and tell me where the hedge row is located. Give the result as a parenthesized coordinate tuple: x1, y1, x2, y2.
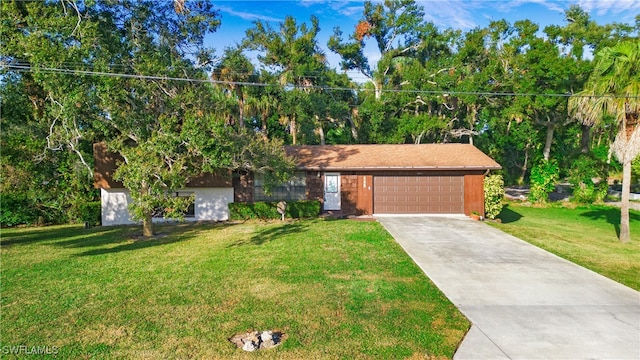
(229, 200, 321, 220)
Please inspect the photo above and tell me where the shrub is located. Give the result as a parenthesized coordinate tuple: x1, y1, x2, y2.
(0, 193, 38, 227)
(76, 201, 102, 226)
(633, 157, 640, 184)
(568, 155, 609, 204)
(528, 159, 559, 203)
(484, 174, 504, 219)
(229, 200, 321, 220)
(286, 200, 321, 218)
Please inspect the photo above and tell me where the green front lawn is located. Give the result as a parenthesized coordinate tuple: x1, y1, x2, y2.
(491, 203, 640, 291)
(1, 219, 468, 359)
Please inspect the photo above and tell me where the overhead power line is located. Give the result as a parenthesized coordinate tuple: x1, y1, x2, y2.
(2, 63, 637, 99)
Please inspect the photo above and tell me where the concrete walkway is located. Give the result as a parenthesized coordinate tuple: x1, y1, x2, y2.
(377, 215, 640, 360)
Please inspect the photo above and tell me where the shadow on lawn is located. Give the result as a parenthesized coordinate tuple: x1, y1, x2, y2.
(0, 226, 127, 248)
(74, 222, 238, 256)
(497, 205, 523, 224)
(579, 207, 640, 238)
(229, 221, 308, 247)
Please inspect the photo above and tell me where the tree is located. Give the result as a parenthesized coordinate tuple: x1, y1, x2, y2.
(212, 47, 256, 129)
(1, 1, 292, 236)
(0, 72, 97, 226)
(328, 0, 426, 99)
(545, 5, 637, 154)
(244, 15, 353, 145)
(569, 41, 640, 242)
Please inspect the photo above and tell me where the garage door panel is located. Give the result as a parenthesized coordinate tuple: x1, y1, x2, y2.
(374, 175, 463, 214)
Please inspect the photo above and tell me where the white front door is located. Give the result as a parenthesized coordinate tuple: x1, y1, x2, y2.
(324, 173, 341, 210)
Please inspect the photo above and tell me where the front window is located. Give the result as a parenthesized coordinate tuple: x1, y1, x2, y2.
(254, 172, 306, 202)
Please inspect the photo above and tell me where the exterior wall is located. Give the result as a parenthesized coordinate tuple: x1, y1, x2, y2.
(341, 174, 358, 214)
(193, 188, 234, 221)
(357, 175, 373, 215)
(101, 188, 133, 225)
(100, 187, 233, 226)
(233, 172, 254, 203)
(93, 142, 231, 189)
(305, 171, 323, 203)
(464, 174, 485, 217)
(301, 170, 486, 216)
(94, 143, 124, 189)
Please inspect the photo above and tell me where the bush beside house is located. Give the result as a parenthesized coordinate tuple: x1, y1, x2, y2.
(484, 174, 505, 219)
(230, 200, 321, 220)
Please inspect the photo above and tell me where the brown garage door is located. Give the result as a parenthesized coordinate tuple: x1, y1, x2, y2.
(374, 175, 464, 214)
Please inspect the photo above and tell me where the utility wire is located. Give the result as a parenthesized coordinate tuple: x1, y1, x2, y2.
(3, 63, 637, 99)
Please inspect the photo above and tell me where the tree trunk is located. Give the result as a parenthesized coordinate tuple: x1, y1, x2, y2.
(261, 114, 268, 138)
(142, 212, 154, 237)
(543, 124, 554, 161)
(581, 124, 591, 154)
(348, 110, 358, 140)
(291, 117, 297, 145)
(317, 125, 325, 145)
(238, 95, 245, 129)
(519, 146, 530, 185)
(619, 159, 631, 243)
(374, 80, 382, 100)
(141, 182, 154, 237)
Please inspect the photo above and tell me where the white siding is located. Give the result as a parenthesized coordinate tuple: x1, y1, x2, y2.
(193, 188, 234, 221)
(100, 188, 233, 226)
(101, 188, 134, 226)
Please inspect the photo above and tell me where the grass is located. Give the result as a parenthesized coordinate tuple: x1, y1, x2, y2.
(0, 219, 469, 359)
(491, 203, 640, 291)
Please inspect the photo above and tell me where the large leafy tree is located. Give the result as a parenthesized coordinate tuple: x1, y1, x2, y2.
(244, 15, 353, 145)
(506, 20, 584, 161)
(2, 1, 293, 236)
(212, 46, 256, 129)
(328, 0, 426, 100)
(545, 6, 637, 154)
(569, 41, 640, 242)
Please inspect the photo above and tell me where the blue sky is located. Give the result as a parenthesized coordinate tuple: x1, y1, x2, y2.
(207, 0, 639, 78)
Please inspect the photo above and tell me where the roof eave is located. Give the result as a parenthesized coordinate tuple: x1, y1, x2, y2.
(295, 165, 502, 171)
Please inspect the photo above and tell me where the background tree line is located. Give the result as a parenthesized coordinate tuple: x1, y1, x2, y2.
(1, 1, 639, 237)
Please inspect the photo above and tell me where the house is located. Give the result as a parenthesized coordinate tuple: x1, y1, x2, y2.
(238, 144, 501, 216)
(94, 143, 501, 225)
(93, 143, 234, 226)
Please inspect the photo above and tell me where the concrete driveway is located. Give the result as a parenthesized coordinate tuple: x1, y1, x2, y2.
(377, 215, 640, 360)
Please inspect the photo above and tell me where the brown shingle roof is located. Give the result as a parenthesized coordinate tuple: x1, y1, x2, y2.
(285, 144, 501, 171)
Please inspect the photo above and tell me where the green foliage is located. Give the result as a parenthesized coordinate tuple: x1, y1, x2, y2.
(528, 159, 560, 203)
(286, 200, 322, 218)
(229, 200, 321, 220)
(568, 155, 609, 203)
(632, 157, 640, 184)
(0, 193, 40, 227)
(74, 202, 102, 226)
(2, 0, 637, 233)
(484, 174, 505, 219)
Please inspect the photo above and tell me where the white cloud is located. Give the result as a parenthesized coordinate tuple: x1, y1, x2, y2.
(421, 0, 479, 29)
(217, 5, 283, 22)
(301, 1, 364, 18)
(487, 0, 564, 16)
(576, 0, 640, 15)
